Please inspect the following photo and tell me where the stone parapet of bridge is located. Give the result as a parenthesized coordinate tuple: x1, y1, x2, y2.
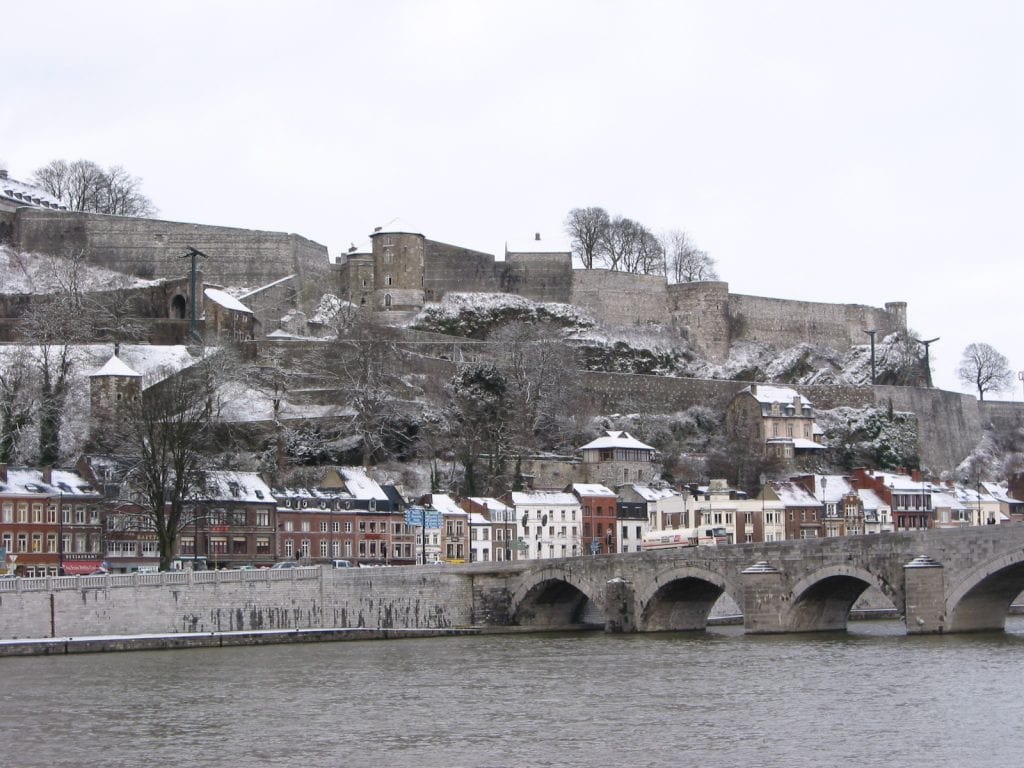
(3, 527, 1024, 641)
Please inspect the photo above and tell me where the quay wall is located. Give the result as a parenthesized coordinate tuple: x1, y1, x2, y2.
(0, 565, 523, 642)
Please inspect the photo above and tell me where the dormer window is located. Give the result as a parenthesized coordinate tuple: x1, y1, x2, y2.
(229, 483, 240, 498)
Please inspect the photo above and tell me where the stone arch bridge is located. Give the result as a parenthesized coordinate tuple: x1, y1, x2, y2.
(4, 527, 1024, 641)
(499, 526, 1024, 634)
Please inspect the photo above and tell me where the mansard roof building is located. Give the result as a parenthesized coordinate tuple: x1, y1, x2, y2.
(725, 384, 825, 460)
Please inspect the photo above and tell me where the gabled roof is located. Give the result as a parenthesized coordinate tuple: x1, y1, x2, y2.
(510, 491, 578, 506)
(0, 467, 98, 497)
(740, 385, 811, 407)
(205, 287, 253, 314)
(200, 471, 273, 503)
(89, 354, 142, 378)
(571, 483, 617, 498)
(770, 481, 822, 507)
(579, 431, 655, 452)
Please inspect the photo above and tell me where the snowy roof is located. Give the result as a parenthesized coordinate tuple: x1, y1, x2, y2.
(200, 471, 273, 504)
(238, 274, 296, 300)
(0, 172, 66, 209)
(628, 485, 680, 502)
(505, 234, 571, 254)
(810, 475, 855, 503)
(0, 467, 99, 497)
(205, 287, 253, 314)
(89, 354, 142, 378)
(425, 493, 466, 516)
(857, 488, 886, 510)
(468, 512, 490, 526)
(771, 481, 822, 507)
(578, 431, 655, 452)
(869, 471, 935, 493)
(337, 468, 389, 502)
(468, 497, 511, 515)
(510, 491, 578, 506)
(370, 218, 424, 237)
(572, 483, 617, 497)
(931, 490, 968, 511)
(742, 385, 811, 406)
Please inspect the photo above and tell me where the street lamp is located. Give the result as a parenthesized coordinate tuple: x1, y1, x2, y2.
(1018, 370, 1024, 402)
(913, 337, 939, 388)
(863, 330, 877, 385)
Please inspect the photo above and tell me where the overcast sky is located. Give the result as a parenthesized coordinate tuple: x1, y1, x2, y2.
(2, 1, 1020, 396)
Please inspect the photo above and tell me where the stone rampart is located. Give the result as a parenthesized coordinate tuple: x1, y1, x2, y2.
(726, 293, 905, 353)
(423, 240, 500, 302)
(872, 385, 982, 474)
(11, 209, 329, 311)
(499, 252, 574, 303)
(570, 269, 666, 327)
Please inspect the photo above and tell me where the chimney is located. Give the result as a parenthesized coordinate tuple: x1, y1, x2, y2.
(0, 463, 6, 482)
(42, 465, 53, 484)
(534, 232, 541, 241)
(749, 384, 757, 395)
(0, 168, 8, 179)
(374, 226, 382, 233)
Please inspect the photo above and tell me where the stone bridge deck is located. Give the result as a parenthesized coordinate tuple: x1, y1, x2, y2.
(2, 527, 1023, 641)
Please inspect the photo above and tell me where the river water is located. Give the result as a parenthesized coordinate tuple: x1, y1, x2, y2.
(4, 619, 1024, 768)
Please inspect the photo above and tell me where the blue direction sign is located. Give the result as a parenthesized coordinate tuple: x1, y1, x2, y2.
(424, 511, 442, 529)
(405, 507, 425, 527)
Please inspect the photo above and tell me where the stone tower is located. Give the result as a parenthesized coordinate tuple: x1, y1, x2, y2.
(88, 354, 142, 448)
(370, 223, 425, 312)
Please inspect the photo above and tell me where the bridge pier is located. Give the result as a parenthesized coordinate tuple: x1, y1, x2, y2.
(604, 578, 636, 632)
(741, 562, 789, 634)
(904, 556, 946, 634)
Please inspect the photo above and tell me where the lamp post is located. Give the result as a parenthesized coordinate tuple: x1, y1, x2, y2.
(1018, 370, 1024, 402)
(913, 337, 939, 387)
(863, 330, 877, 385)
(56, 491, 64, 576)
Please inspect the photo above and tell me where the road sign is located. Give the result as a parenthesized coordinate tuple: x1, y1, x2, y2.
(590, 541, 600, 554)
(406, 507, 425, 527)
(424, 511, 442, 529)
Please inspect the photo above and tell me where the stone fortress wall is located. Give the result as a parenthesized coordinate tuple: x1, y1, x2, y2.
(10, 208, 329, 312)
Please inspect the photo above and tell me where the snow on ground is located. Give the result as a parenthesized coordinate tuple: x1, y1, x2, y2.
(0, 247, 159, 294)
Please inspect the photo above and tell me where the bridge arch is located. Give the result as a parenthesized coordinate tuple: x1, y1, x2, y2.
(945, 552, 1024, 633)
(634, 566, 742, 632)
(783, 565, 898, 633)
(509, 567, 604, 629)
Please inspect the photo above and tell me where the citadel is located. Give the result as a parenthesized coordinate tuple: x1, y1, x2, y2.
(0, 175, 1016, 475)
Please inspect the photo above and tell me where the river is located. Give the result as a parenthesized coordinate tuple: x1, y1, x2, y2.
(4, 619, 1023, 768)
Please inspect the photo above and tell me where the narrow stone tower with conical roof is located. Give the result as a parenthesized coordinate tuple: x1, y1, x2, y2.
(88, 353, 142, 448)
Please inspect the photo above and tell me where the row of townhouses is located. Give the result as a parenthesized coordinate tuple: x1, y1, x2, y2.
(3, 453, 1022, 576)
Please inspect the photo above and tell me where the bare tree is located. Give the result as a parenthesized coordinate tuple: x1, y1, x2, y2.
(564, 207, 610, 269)
(115, 359, 220, 571)
(957, 343, 1013, 401)
(312, 312, 414, 465)
(0, 347, 35, 463)
(32, 158, 157, 217)
(663, 229, 718, 283)
(17, 253, 97, 464)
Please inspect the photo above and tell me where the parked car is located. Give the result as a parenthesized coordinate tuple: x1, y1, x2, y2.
(270, 561, 299, 570)
(331, 559, 353, 569)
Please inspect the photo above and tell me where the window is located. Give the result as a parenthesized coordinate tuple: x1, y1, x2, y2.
(301, 521, 310, 533)
(256, 511, 270, 527)
(284, 521, 294, 532)
(344, 522, 352, 533)
(256, 536, 271, 555)
(181, 536, 195, 554)
(31, 533, 43, 552)
(320, 521, 329, 533)
(319, 540, 329, 557)
(141, 541, 159, 556)
(32, 504, 43, 523)
(285, 540, 294, 557)
(47, 533, 57, 553)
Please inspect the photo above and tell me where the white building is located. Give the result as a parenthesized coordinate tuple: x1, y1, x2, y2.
(466, 497, 518, 561)
(508, 491, 582, 560)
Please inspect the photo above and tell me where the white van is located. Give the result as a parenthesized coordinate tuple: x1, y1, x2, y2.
(331, 559, 353, 569)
